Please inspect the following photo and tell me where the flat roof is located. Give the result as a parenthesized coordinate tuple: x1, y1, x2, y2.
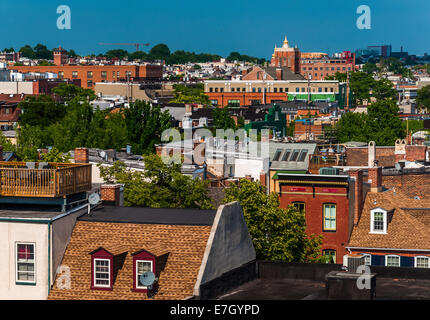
(0, 204, 87, 220)
(79, 205, 217, 226)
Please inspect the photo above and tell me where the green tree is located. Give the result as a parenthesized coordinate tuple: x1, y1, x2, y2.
(336, 112, 369, 143)
(40, 147, 71, 163)
(19, 45, 35, 59)
(367, 100, 405, 145)
(52, 83, 96, 102)
(371, 78, 397, 101)
(105, 49, 129, 60)
(212, 107, 237, 130)
(149, 44, 171, 61)
(325, 72, 347, 82)
(18, 95, 65, 127)
(362, 62, 380, 74)
(33, 44, 52, 60)
(417, 85, 430, 113)
(124, 100, 171, 155)
(349, 72, 375, 105)
(170, 83, 211, 104)
(223, 179, 323, 262)
(99, 155, 214, 209)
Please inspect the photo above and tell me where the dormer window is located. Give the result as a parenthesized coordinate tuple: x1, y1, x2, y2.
(94, 259, 111, 288)
(136, 260, 153, 289)
(132, 249, 156, 292)
(370, 208, 387, 234)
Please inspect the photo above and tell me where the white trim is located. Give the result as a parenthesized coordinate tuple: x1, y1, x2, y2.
(93, 258, 111, 288)
(135, 260, 153, 289)
(15, 242, 36, 285)
(347, 246, 430, 252)
(370, 208, 387, 234)
(414, 256, 430, 268)
(360, 253, 372, 266)
(385, 255, 400, 267)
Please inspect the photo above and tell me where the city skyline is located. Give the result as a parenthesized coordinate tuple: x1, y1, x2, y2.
(0, 0, 429, 58)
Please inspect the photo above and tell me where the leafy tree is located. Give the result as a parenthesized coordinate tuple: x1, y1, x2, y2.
(16, 125, 48, 161)
(124, 100, 171, 155)
(371, 78, 397, 101)
(105, 49, 129, 60)
(98, 155, 214, 209)
(325, 72, 347, 82)
(33, 44, 52, 60)
(170, 83, 211, 104)
(349, 72, 375, 105)
(362, 62, 380, 74)
(417, 85, 430, 113)
(367, 100, 405, 145)
(212, 107, 236, 131)
(38, 60, 55, 66)
(0, 131, 16, 152)
(336, 112, 369, 143)
(40, 147, 71, 163)
(226, 52, 265, 64)
(149, 44, 171, 61)
(52, 83, 96, 102)
(3, 48, 15, 53)
(128, 51, 148, 61)
(68, 49, 79, 58)
(223, 179, 323, 262)
(19, 45, 35, 59)
(18, 95, 65, 127)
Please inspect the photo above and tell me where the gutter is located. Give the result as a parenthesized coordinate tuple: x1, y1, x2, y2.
(346, 246, 430, 253)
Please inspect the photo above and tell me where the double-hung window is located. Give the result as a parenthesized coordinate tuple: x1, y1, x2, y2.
(136, 260, 153, 289)
(370, 208, 387, 234)
(94, 259, 110, 288)
(386, 255, 400, 267)
(16, 243, 36, 284)
(323, 204, 336, 231)
(415, 256, 430, 268)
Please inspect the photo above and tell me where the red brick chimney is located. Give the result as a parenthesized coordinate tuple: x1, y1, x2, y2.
(74, 148, 89, 164)
(260, 170, 267, 188)
(100, 184, 121, 206)
(276, 68, 283, 80)
(348, 169, 363, 225)
(368, 167, 382, 193)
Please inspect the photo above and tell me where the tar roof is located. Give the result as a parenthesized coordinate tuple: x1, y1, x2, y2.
(79, 205, 217, 226)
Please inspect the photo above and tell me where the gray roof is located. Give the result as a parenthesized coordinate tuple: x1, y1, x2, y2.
(161, 106, 187, 121)
(269, 142, 317, 171)
(79, 206, 217, 226)
(263, 66, 305, 81)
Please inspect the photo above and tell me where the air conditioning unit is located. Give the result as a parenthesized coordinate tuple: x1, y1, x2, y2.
(343, 254, 365, 273)
(319, 167, 339, 176)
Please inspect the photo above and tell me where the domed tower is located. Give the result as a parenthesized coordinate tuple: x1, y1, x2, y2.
(270, 35, 301, 73)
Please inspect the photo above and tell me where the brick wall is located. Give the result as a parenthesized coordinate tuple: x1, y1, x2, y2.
(74, 147, 89, 164)
(101, 184, 121, 206)
(383, 173, 430, 198)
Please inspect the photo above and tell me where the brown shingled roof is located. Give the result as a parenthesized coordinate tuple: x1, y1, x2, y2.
(48, 221, 211, 300)
(348, 189, 430, 251)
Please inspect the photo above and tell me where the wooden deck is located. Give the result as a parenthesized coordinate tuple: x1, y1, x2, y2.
(0, 162, 92, 198)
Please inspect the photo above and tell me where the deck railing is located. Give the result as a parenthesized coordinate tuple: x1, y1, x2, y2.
(0, 162, 92, 197)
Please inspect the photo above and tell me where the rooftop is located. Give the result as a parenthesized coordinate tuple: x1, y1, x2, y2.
(79, 205, 217, 226)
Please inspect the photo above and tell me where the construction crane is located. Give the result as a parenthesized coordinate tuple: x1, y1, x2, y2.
(99, 43, 150, 52)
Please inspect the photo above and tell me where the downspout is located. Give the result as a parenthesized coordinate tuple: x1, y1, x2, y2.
(48, 221, 51, 296)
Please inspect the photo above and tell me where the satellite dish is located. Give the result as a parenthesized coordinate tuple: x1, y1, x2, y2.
(99, 151, 106, 159)
(88, 193, 100, 205)
(139, 271, 156, 287)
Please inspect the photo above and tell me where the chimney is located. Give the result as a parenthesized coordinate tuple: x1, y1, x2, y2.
(276, 68, 283, 80)
(74, 147, 89, 164)
(100, 184, 122, 206)
(368, 167, 382, 193)
(260, 170, 267, 187)
(395, 139, 406, 163)
(368, 141, 376, 168)
(348, 169, 363, 225)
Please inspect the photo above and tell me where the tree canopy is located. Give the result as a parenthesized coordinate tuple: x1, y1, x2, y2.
(98, 155, 214, 209)
(416, 85, 430, 113)
(223, 179, 324, 262)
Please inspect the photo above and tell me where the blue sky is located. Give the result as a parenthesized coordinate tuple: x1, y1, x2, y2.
(0, 0, 429, 58)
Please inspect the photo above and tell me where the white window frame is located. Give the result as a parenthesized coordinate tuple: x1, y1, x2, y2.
(414, 256, 430, 268)
(385, 255, 400, 267)
(93, 258, 111, 288)
(323, 203, 336, 231)
(361, 253, 371, 266)
(370, 208, 387, 234)
(16, 242, 36, 285)
(135, 260, 153, 289)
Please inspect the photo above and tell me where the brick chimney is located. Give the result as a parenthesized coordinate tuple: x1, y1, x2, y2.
(368, 141, 376, 168)
(100, 184, 122, 206)
(260, 170, 267, 187)
(348, 169, 363, 225)
(368, 167, 382, 193)
(275, 68, 283, 80)
(395, 139, 406, 163)
(74, 147, 89, 164)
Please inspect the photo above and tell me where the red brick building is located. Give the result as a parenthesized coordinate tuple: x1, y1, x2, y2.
(268, 172, 357, 264)
(301, 51, 356, 80)
(9, 64, 163, 89)
(270, 36, 301, 73)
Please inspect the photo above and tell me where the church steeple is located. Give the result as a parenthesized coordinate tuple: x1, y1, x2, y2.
(282, 35, 289, 48)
